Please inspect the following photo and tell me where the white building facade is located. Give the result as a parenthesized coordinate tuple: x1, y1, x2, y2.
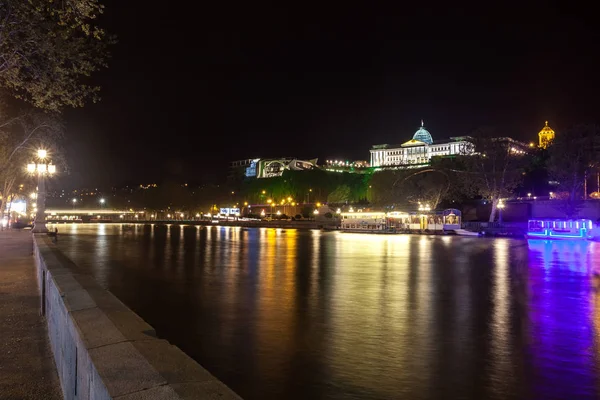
(370, 122, 473, 168)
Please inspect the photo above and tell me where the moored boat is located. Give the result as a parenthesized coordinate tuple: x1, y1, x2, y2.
(526, 219, 596, 240)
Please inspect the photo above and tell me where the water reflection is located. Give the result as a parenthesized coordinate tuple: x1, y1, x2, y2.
(53, 224, 600, 400)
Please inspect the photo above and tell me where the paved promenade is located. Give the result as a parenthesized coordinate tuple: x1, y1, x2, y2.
(0, 231, 62, 400)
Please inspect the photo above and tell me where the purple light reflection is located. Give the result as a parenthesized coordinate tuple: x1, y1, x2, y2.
(525, 240, 599, 399)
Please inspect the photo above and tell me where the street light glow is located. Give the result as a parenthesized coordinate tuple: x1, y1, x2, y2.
(37, 149, 47, 159)
(99, 198, 105, 204)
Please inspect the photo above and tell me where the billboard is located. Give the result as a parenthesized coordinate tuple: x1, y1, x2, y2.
(256, 158, 318, 178)
(220, 208, 240, 216)
(244, 159, 260, 178)
(5, 201, 27, 214)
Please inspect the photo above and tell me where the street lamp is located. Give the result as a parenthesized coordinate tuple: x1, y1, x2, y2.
(497, 201, 505, 224)
(72, 198, 77, 210)
(27, 149, 56, 233)
(99, 198, 105, 208)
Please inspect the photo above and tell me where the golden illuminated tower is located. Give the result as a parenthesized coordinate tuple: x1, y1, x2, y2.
(538, 121, 555, 149)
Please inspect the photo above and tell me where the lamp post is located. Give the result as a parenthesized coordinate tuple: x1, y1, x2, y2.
(28, 149, 56, 233)
(498, 201, 505, 224)
(99, 198, 105, 208)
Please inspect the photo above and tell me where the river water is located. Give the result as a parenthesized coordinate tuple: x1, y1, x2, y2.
(53, 223, 600, 400)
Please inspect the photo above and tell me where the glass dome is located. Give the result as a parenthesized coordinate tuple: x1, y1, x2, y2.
(412, 121, 433, 144)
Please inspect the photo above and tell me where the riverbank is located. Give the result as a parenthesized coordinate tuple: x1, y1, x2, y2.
(50, 219, 341, 230)
(0, 231, 62, 400)
(33, 234, 242, 399)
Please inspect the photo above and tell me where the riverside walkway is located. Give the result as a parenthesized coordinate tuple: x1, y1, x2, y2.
(0, 230, 62, 400)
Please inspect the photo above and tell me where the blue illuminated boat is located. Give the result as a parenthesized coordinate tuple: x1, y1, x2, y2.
(526, 219, 596, 240)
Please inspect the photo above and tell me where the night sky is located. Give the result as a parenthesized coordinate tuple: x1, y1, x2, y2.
(62, 2, 599, 188)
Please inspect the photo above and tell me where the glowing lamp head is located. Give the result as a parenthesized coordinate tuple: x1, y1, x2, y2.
(47, 164, 56, 174)
(37, 163, 46, 173)
(99, 198, 105, 204)
(27, 163, 36, 173)
(72, 198, 77, 203)
(314, 209, 319, 215)
(276, 211, 281, 216)
(37, 149, 47, 159)
(180, 213, 184, 218)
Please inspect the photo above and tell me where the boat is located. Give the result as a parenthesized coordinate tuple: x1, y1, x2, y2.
(340, 211, 393, 233)
(340, 208, 466, 235)
(526, 219, 596, 240)
(453, 229, 481, 237)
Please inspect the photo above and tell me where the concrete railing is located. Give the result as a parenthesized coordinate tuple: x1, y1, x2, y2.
(33, 236, 242, 400)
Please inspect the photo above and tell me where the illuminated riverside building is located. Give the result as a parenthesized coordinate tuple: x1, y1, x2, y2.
(538, 121, 555, 149)
(369, 121, 474, 168)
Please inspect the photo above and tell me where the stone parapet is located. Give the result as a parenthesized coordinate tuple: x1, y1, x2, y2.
(33, 236, 242, 400)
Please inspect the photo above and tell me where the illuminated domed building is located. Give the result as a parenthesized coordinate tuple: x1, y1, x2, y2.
(370, 121, 473, 168)
(538, 121, 555, 149)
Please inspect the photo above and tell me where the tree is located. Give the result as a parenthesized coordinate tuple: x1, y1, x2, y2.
(0, 0, 113, 110)
(394, 170, 450, 210)
(327, 184, 351, 204)
(0, 110, 64, 221)
(458, 134, 527, 222)
(547, 124, 600, 218)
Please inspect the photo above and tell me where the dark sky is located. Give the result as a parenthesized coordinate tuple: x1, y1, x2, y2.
(61, 2, 600, 188)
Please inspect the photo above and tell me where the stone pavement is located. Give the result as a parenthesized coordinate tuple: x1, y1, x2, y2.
(0, 230, 62, 400)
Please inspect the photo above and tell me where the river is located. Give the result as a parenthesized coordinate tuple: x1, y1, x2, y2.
(52, 223, 600, 400)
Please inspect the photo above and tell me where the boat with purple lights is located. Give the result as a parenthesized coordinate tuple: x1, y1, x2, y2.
(526, 219, 597, 240)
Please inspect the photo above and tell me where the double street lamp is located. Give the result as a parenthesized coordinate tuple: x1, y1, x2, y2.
(27, 149, 56, 233)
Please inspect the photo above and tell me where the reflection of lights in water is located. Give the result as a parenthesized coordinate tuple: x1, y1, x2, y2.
(527, 239, 590, 273)
(329, 233, 416, 393)
(526, 238, 596, 398)
(489, 239, 514, 394)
